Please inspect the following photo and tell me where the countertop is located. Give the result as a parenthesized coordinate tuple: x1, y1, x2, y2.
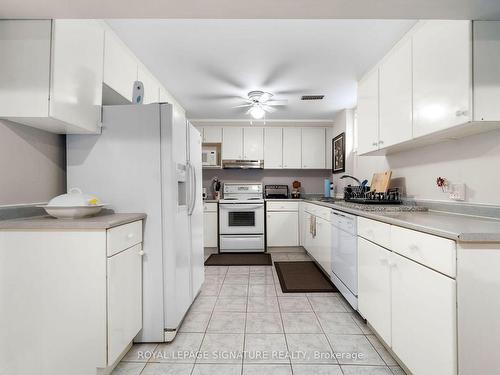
(305, 199, 500, 243)
(0, 213, 146, 230)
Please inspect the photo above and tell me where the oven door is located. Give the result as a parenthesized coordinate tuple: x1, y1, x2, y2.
(219, 203, 264, 234)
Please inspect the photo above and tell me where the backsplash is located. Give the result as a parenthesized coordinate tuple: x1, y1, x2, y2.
(202, 169, 331, 198)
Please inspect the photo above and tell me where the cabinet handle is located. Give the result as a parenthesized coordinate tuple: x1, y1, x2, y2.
(372, 142, 378, 146)
(378, 140, 384, 145)
(409, 244, 419, 252)
(455, 110, 468, 117)
(138, 250, 145, 256)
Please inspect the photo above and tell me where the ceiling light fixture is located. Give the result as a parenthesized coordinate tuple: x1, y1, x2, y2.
(249, 105, 265, 119)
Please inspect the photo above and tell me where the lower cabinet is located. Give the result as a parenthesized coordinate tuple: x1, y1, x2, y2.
(267, 211, 299, 246)
(391, 253, 457, 375)
(301, 204, 332, 275)
(203, 203, 218, 248)
(107, 243, 143, 365)
(358, 237, 392, 345)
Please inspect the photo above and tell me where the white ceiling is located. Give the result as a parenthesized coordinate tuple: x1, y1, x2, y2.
(2, 0, 500, 19)
(108, 19, 416, 120)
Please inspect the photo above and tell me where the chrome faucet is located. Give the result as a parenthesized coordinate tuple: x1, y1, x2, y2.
(340, 175, 361, 185)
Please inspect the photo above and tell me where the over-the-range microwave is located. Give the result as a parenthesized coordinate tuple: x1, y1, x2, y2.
(202, 147, 218, 166)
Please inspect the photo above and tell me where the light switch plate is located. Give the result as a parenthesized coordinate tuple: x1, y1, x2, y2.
(449, 183, 466, 201)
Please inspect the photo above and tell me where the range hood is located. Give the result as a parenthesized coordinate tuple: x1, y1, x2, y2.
(222, 160, 264, 169)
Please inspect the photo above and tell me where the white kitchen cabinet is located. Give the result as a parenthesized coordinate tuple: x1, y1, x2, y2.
(0, 219, 144, 375)
(473, 21, 500, 121)
(243, 127, 264, 160)
(107, 243, 142, 365)
(301, 128, 326, 169)
(203, 203, 218, 248)
(0, 19, 104, 134)
(357, 70, 380, 154)
(379, 37, 413, 147)
(325, 127, 333, 170)
(282, 127, 302, 169)
(202, 127, 223, 143)
(391, 253, 457, 375)
(315, 216, 331, 276)
(357, 237, 392, 345)
(412, 20, 471, 138)
(267, 212, 299, 247)
(103, 30, 138, 102)
(137, 65, 160, 104)
(222, 127, 243, 159)
(264, 127, 283, 168)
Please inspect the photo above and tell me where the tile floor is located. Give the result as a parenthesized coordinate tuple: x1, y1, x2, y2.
(112, 249, 406, 375)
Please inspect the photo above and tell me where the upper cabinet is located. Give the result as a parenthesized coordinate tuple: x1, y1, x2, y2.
(357, 20, 500, 155)
(282, 127, 302, 169)
(0, 20, 104, 134)
(357, 70, 380, 155)
(243, 127, 264, 160)
(379, 37, 413, 147)
(412, 21, 471, 138)
(201, 127, 223, 143)
(222, 127, 243, 159)
(103, 30, 138, 103)
(137, 65, 160, 104)
(301, 128, 326, 169)
(264, 127, 283, 169)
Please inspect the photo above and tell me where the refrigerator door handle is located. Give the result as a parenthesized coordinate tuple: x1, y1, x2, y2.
(187, 161, 196, 216)
(190, 165, 198, 216)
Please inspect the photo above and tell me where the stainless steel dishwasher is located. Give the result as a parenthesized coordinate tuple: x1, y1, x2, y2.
(331, 210, 358, 310)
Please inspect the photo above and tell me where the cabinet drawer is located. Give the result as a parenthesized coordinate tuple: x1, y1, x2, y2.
(390, 225, 456, 278)
(204, 202, 218, 212)
(267, 201, 299, 211)
(107, 221, 143, 257)
(358, 217, 391, 248)
(305, 204, 331, 222)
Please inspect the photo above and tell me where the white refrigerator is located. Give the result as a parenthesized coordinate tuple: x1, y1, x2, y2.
(67, 103, 204, 343)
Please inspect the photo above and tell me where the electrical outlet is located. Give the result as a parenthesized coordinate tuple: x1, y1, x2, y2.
(449, 183, 466, 201)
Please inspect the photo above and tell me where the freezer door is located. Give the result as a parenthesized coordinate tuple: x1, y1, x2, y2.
(188, 123, 205, 298)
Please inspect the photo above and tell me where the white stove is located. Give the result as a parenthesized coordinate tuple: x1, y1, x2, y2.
(219, 183, 265, 252)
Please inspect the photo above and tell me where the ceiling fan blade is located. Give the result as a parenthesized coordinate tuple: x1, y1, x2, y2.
(265, 100, 288, 106)
(262, 105, 277, 113)
(232, 104, 253, 108)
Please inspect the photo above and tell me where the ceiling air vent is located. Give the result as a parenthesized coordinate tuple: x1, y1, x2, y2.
(301, 95, 325, 101)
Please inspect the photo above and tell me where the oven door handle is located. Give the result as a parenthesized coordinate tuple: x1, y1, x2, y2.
(220, 204, 263, 210)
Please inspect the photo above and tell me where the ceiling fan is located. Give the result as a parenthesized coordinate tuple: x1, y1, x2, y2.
(233, 90, 288, 119)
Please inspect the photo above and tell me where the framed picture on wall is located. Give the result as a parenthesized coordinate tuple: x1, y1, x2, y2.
(332, 132, 345, 174)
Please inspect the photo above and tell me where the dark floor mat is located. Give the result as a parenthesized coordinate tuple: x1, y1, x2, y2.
(274, 261, 338, 293)
(205, 253, 272, 266)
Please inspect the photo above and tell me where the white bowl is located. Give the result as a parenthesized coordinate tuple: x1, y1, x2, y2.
(40, 205, 105, 219)
(48, 188, 101, 207)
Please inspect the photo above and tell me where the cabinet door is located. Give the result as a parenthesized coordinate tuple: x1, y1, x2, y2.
(282, 127, 302, 169)
(413, 20, 471, 138)
(357, 70, 380, 154)
(107, 244, 142, 365)
(302, 128, 326, 169)
(357, 237, 391, 345)
(315, 216, 331, 276)
(222, 127, 243, 159)
(325, 127, 333, 170)
(0, 20, 52, 118)
(379, 38, 413, 147)
(50, 20, 104, 133)
(203, 211, 218, 247)
(103, 30, 138, 102)
(243, 127, 264, 160)
(137, 66, 160, 104)
(391, 253, 457, 375)
(264, 127, 283, 169)
(267, 211, 299, 247)
(203, 127, 223, 143)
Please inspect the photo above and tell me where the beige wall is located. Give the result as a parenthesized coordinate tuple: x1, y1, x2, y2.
(0, 120, 66, 206)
